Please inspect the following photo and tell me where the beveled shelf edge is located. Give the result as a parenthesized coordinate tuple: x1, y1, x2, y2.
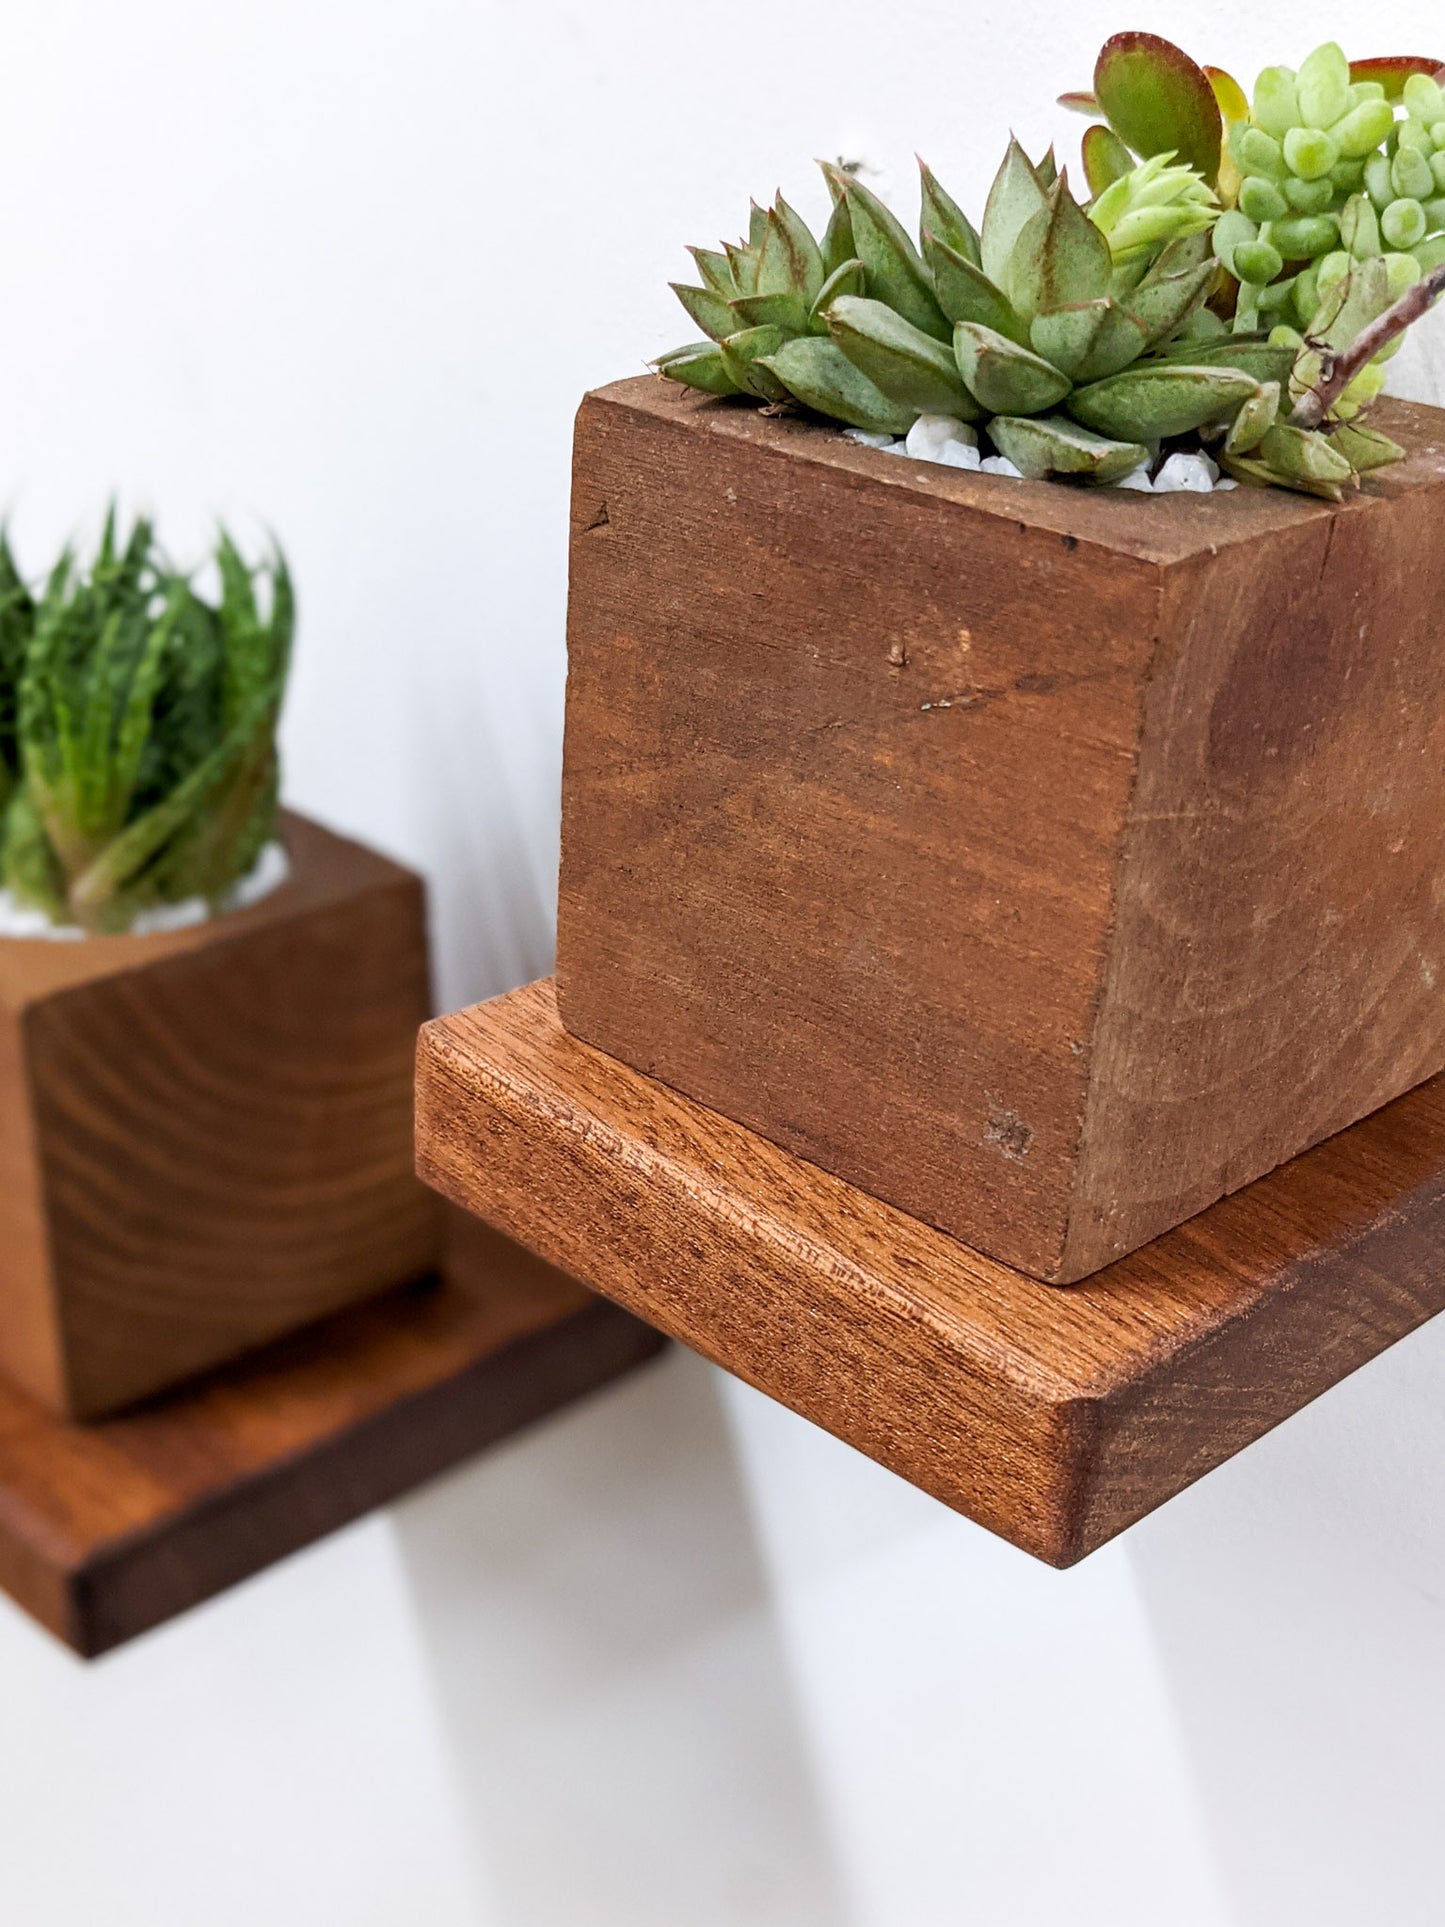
(0, 1215, 664, 1657)
(416, 979, 1445, 1566)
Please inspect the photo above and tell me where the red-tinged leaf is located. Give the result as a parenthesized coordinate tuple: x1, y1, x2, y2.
(1058, 90, 1099, 115)
(1350, 56, 1445, 98)
(1094, 31, 1222, 185)
(1206, 68, 1248, 202)
(1082, 123, 1135, 196)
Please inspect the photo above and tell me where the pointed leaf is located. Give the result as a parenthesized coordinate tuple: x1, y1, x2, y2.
(981, 138, 1051, 286)
(1005, 178, 1113, 321)
(826, 295, 982, 418)
(748, 201, 768, 249)
(655, 343, 744, 397)
(1030, 301, 1110, 379)
(1082, 124, 1135, 196)
(1094, 31, 1222, 183)
(671, 282, 735, 341)
(953, 322, 1072, 415)
(689, 247, 736, 297)
(924, 233, 1030, 342)
(773, 195, 826, 303)
(719, 325, 790, 401)
(831, 170, 951, 341)
(1224, 381, 1281, 452)
(724, 242, 759, 297)
(810, 258, 867, 326)
(730, 290, 813, 334)
(1121, 258, 1215, 343)
(988, 414, 1149, 483)
(819, 184, 857, 279)
(1330, 420, 1406, 472)
(1223, 422, 1355, 498)
(1037, 149, 1059, 188)
(761, 336, 915, 433)
(755, 211, 799, 296)
(1146, 334, 1296, 385)
(1071, 303, 1151, 380)
(1069, 362, 1261, 439)
(919, 160, 981, 266)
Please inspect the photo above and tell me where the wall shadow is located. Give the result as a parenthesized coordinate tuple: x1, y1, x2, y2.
(390, 1347, 854, 1927)
(1128, 1311, 1445, 1926)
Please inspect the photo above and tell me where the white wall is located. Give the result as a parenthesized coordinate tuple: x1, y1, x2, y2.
(0, 4, 1442, 1922)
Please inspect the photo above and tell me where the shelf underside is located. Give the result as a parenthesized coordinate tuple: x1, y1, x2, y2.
(417, 979, 1445, 1566)
(0, 1216, 664, 1655)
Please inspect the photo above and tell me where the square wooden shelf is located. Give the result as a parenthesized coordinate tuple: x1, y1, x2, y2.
(417, 979, 1445, 1566)
(0, 1215, 664, 1656)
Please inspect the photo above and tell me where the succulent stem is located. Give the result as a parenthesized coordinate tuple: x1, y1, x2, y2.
(1290, 261, 1445, 429)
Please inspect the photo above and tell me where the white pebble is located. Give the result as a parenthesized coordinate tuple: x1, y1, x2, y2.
(1112, 463, 1154, 491)
(1153, 452, 1217, 494)
(844, 427, 898, 449)
(938, 438, 981, 470)
(1213, 476, 1240, 491)
(906, 414, 979, 461)
(979, 455, 1023, 478)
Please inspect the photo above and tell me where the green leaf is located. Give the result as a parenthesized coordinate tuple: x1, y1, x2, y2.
(819, 175, 857, 279)
(671, 282, 735, 342)
(1222, 421, 1356, 498)
(1347, 57, 1445, 103)
(1082, 124, 1136, 196)
(924, 233, 1030, 342)
(830, 169, 951, 341)
(919, 160, 981, 266)
(730, 290, 813, 335)
(1004, 178, 1113, 321)
(689, 247, 736, 297)
(1030, 301, 1111, 379)
(980, 138, 1051, 287)
(724, 242, 759, 297)
(826, 295, 982, 418)
(1224, 380, 1281, 453)
(1145, 333, 1297, 385)
(655, 342, 744, 397)
(748, 201, 768, 250)
(952, 322, 1072, 415)
(1068, 362, 1261, 439)
(809, 258, 867, 327)
(769, 196, 826, 303)
(1071, 303, 1151, 381)
(1094, 30, 1222, 183)
(719, 326, 790, 401)
(1330, 420, 1406, 471)
(1122, 258, 1215, 343)
(988, 413, 1149, 483)
(1059, 91, 1101, 116)
(761, 336, 915, 433)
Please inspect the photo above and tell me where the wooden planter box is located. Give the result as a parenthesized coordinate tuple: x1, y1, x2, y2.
(557, 376, 1445, 1284)
(0, 813, 441, 1418)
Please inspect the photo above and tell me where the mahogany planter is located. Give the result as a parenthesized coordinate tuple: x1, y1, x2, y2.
(0, 812, 441, 1418)
(558, 376, 1445, 1282)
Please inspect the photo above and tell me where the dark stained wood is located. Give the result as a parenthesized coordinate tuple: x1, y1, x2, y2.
(417, 979, 1445, 1567)
(556, 376, 1445, 1281)
(0, 1212, 664, 1656)
(0, 813, 442, 1418)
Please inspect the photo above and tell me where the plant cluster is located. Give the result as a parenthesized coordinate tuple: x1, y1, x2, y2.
(0, 514, 293, 934)
(658, 34, 1445, 498)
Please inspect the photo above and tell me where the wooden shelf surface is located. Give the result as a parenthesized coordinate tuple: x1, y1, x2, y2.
(417, 980, 1445, 1566)
(0, 1216, 663, 1656)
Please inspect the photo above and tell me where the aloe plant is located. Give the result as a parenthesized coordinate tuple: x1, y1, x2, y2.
(0, 514, 293, 934)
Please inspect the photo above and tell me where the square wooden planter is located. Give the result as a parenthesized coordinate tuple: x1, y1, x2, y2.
(0, 812, 441, 1418)
(558, 376, 1445, 1283)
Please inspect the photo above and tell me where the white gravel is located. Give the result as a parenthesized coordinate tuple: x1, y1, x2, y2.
(0, 839, 292, 942)
(844, 428, 1242, 492)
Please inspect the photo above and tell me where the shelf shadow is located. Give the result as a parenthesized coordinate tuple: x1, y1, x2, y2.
(390, 1346, 853, 1927)
(1128, 1309, 1445, 1925)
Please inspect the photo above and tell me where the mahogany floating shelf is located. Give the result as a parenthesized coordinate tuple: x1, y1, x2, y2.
(417, 980, 1445, 1567)
(0, 1216, 663, 1656)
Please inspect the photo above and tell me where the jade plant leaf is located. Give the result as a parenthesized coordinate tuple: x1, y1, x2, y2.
(1059, 91, 1101, 117)
(760, 336, 915, 434)
(1348, 56, 1445, 101)
(1082, 124, 1136, 196)
(826, 295, 982, 418)
(1004, 180, 1113, 322)
(919, 160, 981, 267)
(1094, 31, 1223, 184)
(1068, 362, 1261, 439)
(953, 322, 1073, 415)
(924, 234, 1030, 343)
(980, 139, 1051, 287)
(989, 413, 1149, 483)
(827, 168, 951, 342)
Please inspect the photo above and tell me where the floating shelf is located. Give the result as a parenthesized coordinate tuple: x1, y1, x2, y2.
(417, 980, 1445, 1566)
(0, 1216, 663, 1656)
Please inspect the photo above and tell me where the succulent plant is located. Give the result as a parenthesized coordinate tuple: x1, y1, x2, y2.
(0, 513, 293, 933)
(660, 145, 1292, 487)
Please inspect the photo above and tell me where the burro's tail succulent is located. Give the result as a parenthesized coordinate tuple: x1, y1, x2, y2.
(659, 143, 1300, 489)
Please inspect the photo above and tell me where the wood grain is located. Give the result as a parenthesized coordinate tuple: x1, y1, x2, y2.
(556, 376, 1445, 1281)
(418, 979, 1445, 1566)
(0, 1212, 664, 1657)
(0, 813, 441, 1418)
